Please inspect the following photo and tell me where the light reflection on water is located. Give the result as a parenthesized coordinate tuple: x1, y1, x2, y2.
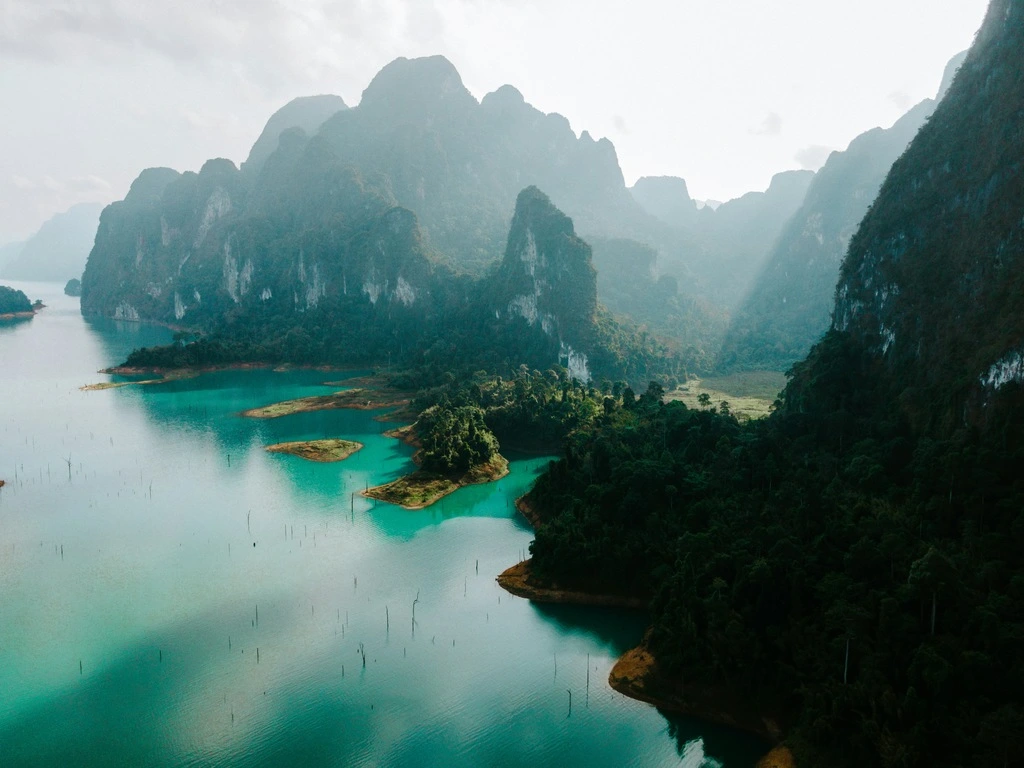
(0, 282, 765, 767)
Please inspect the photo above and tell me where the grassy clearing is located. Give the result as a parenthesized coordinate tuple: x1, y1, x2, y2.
(667, 371, 787, 421)
(365, 455, 509, 510)
(265, 439, 363, 462)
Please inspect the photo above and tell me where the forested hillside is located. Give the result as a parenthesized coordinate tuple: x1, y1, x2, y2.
(522, 2, 1024, 764)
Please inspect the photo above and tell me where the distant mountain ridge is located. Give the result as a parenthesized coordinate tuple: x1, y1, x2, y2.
(717, 49, 968, 373)
(2, 203, 103, 282)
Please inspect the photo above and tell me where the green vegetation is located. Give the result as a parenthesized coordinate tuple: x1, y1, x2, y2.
(0, 286, 33, 316)
(264, 439, 363, 462)
(416, 404, 499, 474)
(667, 371, 786, 421)
(525, 332, 1024, 766)
(64, 279, 82, 297)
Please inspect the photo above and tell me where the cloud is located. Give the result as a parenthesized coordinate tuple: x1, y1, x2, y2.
(612, 115, 629, 135)
(887, 89, 912, 111)
(752, 111, 782, 136)
(0, 0, 425, 95)
(794, 144, 834, 171)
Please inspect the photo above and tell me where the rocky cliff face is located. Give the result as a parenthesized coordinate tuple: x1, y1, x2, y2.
(830, 0, 1024, 432)
(493, 187, 598, 381)
(718, 56, 962, 372)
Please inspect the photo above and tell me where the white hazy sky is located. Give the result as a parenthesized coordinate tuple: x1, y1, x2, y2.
(0, 0, 990, 243)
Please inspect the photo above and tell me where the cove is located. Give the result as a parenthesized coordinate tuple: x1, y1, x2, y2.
(0, 281, 765, 767)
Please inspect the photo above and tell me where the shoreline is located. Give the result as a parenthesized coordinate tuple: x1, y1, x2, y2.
(607, 639, 781, 740)
(497, 560, 646, 609)
(102, 361, 360, 377)
(498, 494, 794, 766)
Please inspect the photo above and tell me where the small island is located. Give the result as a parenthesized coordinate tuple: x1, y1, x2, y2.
(64, 278, 82, 297)
(0, 285, 37, 321)
(365, 404, 509, 509)
(241, 387, 410, 419)
(265, 439, 363, 462)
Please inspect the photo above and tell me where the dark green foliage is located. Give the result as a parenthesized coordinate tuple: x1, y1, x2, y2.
(0, 285, 32, 314)
(64, 278, 82, 297)
(417, 404, 499, 473)
(526, 339, 1024, 765)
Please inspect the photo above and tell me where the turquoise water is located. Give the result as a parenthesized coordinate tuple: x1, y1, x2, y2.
(0, 282, 765, 767)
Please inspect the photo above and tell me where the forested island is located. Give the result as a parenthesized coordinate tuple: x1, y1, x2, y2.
(0, 286, 36, 320)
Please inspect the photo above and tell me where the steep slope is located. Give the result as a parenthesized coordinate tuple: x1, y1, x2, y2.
(241, 94, 347, 177)
(2, 203, 103, 282)
(719, 51, 967, 373)
(491, 187, 598, 380)
(828, 5, 1024, 434)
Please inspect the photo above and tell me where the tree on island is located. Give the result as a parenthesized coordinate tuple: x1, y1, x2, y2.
(417, 404, 499, 474)
(0, 285, 33, 314)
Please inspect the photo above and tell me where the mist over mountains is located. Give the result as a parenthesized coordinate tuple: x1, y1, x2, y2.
(1, 202, 103, 282)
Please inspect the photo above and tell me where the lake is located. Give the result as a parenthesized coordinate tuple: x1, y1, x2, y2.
(0, 281, 764, 767)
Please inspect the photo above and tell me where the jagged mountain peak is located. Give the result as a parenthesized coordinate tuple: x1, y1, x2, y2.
(124, 168, 181, 206)
(358, 55, 476, 119)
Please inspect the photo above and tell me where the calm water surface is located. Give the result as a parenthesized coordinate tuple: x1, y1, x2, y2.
(0, 282, 764, 767)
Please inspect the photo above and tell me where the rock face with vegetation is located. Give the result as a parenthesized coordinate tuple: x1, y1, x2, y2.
(828, 21, 1022, 435)
(719, 51, 967, 373)
(493, 187, 598, 381)
(1, 202, 103, 282)
(81, 55, 828, 375)
(64, 278, 82, 297)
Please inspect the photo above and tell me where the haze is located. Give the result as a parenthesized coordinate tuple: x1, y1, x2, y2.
(1, 0, 988, 243)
